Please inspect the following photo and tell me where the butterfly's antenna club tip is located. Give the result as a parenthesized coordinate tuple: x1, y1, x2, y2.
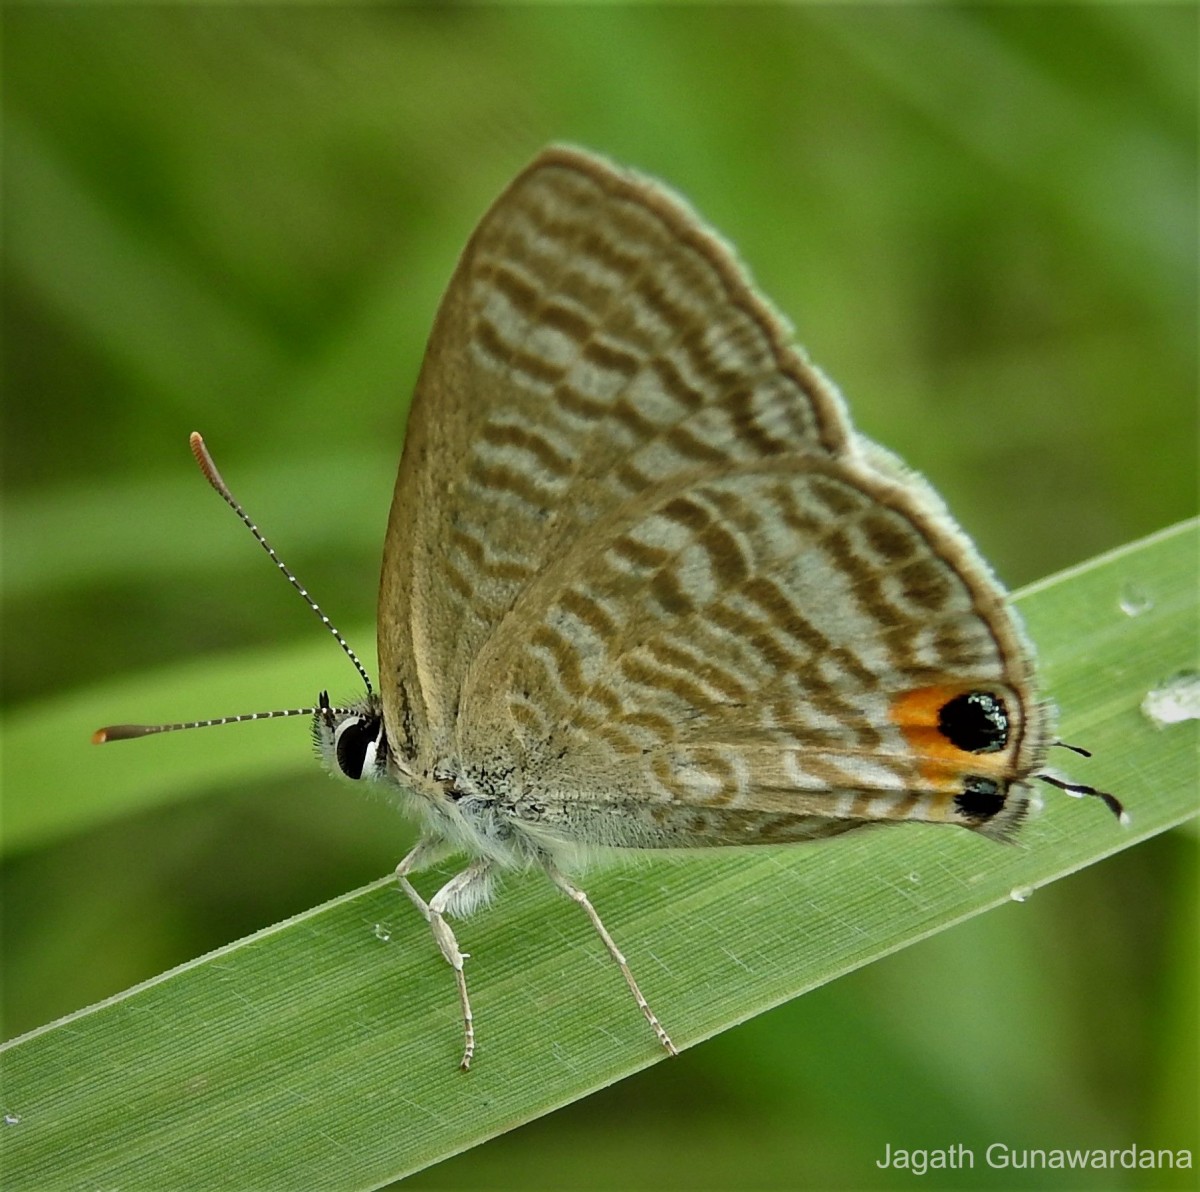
(93, 724, 163, 744)
(189, 432, 229, 499)
(186, 432, 374, 695)
(94, 723, 188, 743)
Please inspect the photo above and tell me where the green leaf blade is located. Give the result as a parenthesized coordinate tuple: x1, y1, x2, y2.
(1, 521, 1197, 1189)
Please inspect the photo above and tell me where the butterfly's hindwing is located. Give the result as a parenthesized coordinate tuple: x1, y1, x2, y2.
(458, 453, 1042, 847)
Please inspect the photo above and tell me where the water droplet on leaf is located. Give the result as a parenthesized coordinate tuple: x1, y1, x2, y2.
(1142, 670, 1200, 727)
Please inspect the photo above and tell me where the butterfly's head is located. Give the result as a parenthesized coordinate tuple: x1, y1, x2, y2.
(313, 690, 390, 783)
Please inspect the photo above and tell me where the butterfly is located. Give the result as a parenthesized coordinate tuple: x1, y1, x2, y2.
(97, 146, 1122, 1070)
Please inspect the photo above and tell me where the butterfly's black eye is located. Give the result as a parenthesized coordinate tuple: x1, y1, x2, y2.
(955, 775, 1005, 821)
(938, 691, 1009, 753)
(334, 715, 382, 781)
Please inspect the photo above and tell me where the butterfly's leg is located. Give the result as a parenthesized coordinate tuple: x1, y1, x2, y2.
(542, 860, 678, 1058)
(396, 842, 491, 1071)
(394, 837, 451, 924)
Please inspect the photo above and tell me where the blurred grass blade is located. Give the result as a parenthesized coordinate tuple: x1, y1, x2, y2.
(1, 520, 1197, 1189)
(1, 450, 392, 602)
(1, 632, 376, 855)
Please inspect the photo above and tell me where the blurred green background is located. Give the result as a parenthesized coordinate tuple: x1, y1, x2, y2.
(3, 6, 1196, 1190)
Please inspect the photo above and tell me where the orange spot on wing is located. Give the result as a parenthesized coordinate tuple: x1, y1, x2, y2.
(889, 685, 1008, 787)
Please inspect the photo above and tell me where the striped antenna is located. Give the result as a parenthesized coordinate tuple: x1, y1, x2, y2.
(94, 692, 353, 745)
(92, 433, 374, 747)
(94, 707, 335, 744)
(188, 432, 373, 694)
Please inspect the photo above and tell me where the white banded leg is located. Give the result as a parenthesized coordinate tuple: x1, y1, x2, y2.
(395, 841, 491, 1071)
(542, 860, 678, 1057)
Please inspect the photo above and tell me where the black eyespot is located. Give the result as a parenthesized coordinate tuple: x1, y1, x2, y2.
(938, 691, 1009, 753)
(335, 716, 380, 781)
(955, 775, 1005, 821)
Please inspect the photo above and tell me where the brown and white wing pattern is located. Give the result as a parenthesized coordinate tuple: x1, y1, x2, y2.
(465, 454, 1046, 848)
(379, 146, 853, 768)
(378, 145, 1049, 845)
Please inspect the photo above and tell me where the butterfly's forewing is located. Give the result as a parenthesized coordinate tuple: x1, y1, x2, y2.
(379, 146, 1049, 843)
(380, 147, 852, 766)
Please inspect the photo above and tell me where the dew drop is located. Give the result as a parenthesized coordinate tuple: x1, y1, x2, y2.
(1009, 885, 1034, 903)
(907, 872, 921, 884)
(1141, 670, 1200, 727)
(3, 1112, 19, 1126)
(1118, 582, 1153, 617)
(373, 923, 391, 942)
